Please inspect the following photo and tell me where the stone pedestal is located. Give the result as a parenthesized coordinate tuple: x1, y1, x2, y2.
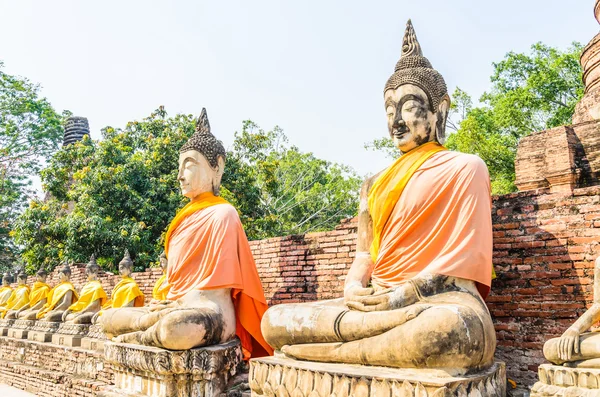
(99, 339, 242, 397)
(12, 319, 35, 329)
(8, 328, 29, 339)
(531, 364, 600, 396)
(51, 323, 90, 346)
(249, 356, 506, 397)
(0, 318, 15, 336)
(81, 337, 105, 351)
(52, 333, 82, 347)
(27, 320, 59, 343)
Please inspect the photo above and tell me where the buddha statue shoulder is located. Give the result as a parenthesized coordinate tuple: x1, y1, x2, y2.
(36, 263, 79, 322)
(99, 108, 273, 359)
(260, 20, 496, 376)
(1, 271, 30, 319)
(62, 255, 108, 324)
(101, 250, 144, 310)
(0, 273, 14, 306)
(17, 267, 51, 320)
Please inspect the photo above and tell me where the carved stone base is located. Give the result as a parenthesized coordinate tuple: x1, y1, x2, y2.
(56, 322, 90, 336)
(81, 337, 105, 351)
(27, 330, 53, 342)
(8, 328, 29, 339)
(531, 364, 600, 396)
(30, 320, 59, 333)
(0, 318, 16, 336)
(51, 333, 82, 347)
(12, 319, 35, 329)
(98, 339, 242, 397)
(249, 356, 506, 397)
(86, 323, 108, 340)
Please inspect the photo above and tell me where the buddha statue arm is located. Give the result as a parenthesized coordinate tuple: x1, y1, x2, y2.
(53, 290, 74, 311)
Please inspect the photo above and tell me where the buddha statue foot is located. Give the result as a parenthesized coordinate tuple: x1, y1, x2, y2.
(249, 356, 506, 397)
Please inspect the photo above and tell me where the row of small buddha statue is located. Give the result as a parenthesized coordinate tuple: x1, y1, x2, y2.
(0, 250, 169, 326)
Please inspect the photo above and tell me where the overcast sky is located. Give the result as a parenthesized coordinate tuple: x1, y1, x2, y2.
(1, 0, 598, 182)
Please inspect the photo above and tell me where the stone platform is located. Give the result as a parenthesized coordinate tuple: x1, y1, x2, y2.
(27, 321, 59, 342)
(0, 319, 15, 336)
(531, 364, 600, 396)
(249, 356, 506, 397)
(99, 339, 242, 397)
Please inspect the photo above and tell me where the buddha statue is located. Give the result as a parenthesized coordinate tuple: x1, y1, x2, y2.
(543, 256, 600, 367)
(17, 267, 51, 320)
(1, 271, 30, 319)
(98, 108, 272, 358)
(101, 250, 144, 310)
(62, 255, 108, 324)
(260, 20, 496, 375)
(151, 251, 170, 303)
(0, 273, 13, 307)
(36, 263, 78, 321)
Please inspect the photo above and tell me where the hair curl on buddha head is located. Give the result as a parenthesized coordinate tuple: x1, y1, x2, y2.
(179, 108, 226, 169)
(384, 20, 449, 112)
(119, 249, 133, 269)
(86, 254, 100, 274)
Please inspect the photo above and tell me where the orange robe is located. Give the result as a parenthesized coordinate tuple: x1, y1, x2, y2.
(165, 195, 273, 359)
(371, 150, 493, 299)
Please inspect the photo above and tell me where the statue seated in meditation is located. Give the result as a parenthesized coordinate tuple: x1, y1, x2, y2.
(35, 263, 78, 322)
(0, 273, 13, 307)
(99, 109, 273, 358)
(101, 250, 144, 310)
(543, 256, 600, 367)
(260, 21, 496, 376)
(151, 252, 170, 303)
(1, 271, 30, 319)
(62, 255, 108, 324)
(17, 267, 50, 320)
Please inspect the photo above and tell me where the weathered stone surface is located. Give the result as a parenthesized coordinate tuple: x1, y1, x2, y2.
(81, 337, 105, 352)
(11, 320, 35, 330)
(0, 318, 16, 336)
(52, 333, 83, 347)
(100, 339, 242, 397)
(29, 320, 59, 333)
(87, 323, 108, 340)
(531, 364, 600, 396)
(56, 321, 91, 336)
(7, 329, 28, 339)
(249, 356, 506, 397)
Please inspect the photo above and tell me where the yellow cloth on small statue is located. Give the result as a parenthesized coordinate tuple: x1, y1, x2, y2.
(36, 281, 79, 319)
(29, 282, 51, 307)
(103, 277, 144, 309)
(68, 280, 107, 313)
(0, 285, 31, 318)
(368, 142, 447, 263)
(152, 273, 170, 301)
(0, 286, 13, 306)
(164, 191, 230, 257)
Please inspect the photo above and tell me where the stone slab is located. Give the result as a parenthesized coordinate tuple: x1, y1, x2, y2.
(51, 333, 82, 347)
(8, 328, 29, 339)
(81, 337, 105, 352)
(99, 339, 242, 397)
(249, 356, 506, 397)
(531, 364, 600, 396)
(27, 330, 53, 343)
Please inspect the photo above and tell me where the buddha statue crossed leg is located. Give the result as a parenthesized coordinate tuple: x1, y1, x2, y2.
(99, 109, 273, 358)
(261, 20, 496, 376)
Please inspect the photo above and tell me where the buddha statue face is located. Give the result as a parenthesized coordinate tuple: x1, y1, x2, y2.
(384, 84, 449, 153)
(119, 262, 132, 277)
(17, 275, 26, 285)
(86, 266, 99, 281)
(159, 253, 168, 272)
(59, 270, 70, 282)
(2, 274, 9, 286)
(178, 150, 224, 199)
(36, 272, 47, 283)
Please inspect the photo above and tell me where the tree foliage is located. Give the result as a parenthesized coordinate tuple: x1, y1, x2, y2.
(13, 110, 361, 272)
(0, 61, 65, 269)
(367, 42, 584, 194)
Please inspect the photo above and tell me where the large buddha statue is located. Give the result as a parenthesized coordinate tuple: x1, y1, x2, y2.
(543, 256, 600, 367)
(151, 252, 170, 303)
(0, 273, 13, 307)
(62, 255, 108, 324)
(260, 20, 496, 375)
(1, 271, 30, 319)
(101, 250, 144, 310)
(99, 108, 272, 359)
(17, 267, 50, 320)
(36, 263, 78, 321)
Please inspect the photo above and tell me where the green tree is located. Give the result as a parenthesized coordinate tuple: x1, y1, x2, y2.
(366, 42, 584, 194)
(0, 61, 65, 270)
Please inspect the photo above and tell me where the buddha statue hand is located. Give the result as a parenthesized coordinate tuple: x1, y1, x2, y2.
(61, 309, 72, 322)
(346, 283, 416, 312)
(343, 282, 374, 305)
(557, 327, 581, 362)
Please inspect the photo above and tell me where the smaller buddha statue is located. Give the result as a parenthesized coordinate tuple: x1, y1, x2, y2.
(17, 267, 51, 320)
(151, 252, 170, 303)
(1, 271, 30, 319)
(62, 255, 108, 324)
(0, 273, 13, 307)
(102, 250, 144, 310)
(36, 263, 79, 321)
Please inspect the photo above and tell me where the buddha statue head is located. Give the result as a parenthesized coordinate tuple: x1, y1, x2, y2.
(2, 273, 11, 287)
(159, 251, 167, 273)
(118, 250, 133, 278)
(58, 262, 72, 282)
(86, 255, 100, 281)
(384, 20, 450, 154)
(16, 270, 27, 286)
(178, 108, 226, 198)
(36, 266, 48, 283)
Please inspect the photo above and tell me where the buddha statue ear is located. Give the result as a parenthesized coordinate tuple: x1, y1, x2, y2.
(435, 95, 451, 145)
(212, 155, 226, 196)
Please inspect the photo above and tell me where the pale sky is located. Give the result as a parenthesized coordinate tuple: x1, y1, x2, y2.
(1, 1, 597, 183)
